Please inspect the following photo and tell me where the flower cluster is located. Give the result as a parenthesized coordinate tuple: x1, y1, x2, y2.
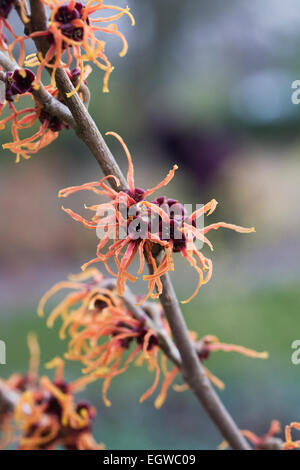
(38, 268, 172, 407)
(0, 66, 90, 161)
(38, 268, 268, 409)
(1, 1, 134, 161)
(0, 335, 103, 450)
(10, 0, 134, 95)
(284, 422, 300, 450)
(0, 78, 69, 162)
(59, 132, 255, 303)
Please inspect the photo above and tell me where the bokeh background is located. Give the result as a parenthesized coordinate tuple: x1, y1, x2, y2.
(1, 0, 300, 449)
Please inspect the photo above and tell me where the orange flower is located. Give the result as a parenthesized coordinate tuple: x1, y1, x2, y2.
(1, 65, 93, 161)
(38, 268, 170, 407)
(0, 66, 91, 161)
(38, 268, 268, 409)
(219, 420, 281, 450)
(197, 334, 269, 361)
(0, 84, 65, 162)
(1, 334, 103, 450)
(59, 132, 255, 303)
(10, 0, 134, 95)
(284, 422, 300, 450)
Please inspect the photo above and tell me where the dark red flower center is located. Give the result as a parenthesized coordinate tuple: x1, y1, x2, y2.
(152, 196, 195, 252)
(5, 69, 35, 101)
(198, 346, 210, 361)
(54, 3, 88, 42)
(124, 187, 145, 203)
(115, 321, 158, 351)
(60, 23, 83, 41)
(0, 0, 14, 19)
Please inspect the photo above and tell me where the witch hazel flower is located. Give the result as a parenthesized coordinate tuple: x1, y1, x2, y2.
(38, 268, 169, 407)
(64, 305, 164, 408)
(59, 132, 178, 302)
(10, 0, 134, 96)
(59, 132, 255, 303)
(3, 68, 35, 101)
(1, 335, 103, 450)
(0, 82, 68, 161)
(0, 67, 89, 161)
(284, 422, 300, 450)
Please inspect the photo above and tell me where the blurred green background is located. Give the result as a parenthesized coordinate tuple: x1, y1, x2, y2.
(1, 0, 300, 449)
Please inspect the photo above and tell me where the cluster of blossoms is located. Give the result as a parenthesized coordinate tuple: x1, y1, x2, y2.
(0, 335, 103, 450)
(0, 65, 93, 161)
(59, 132, 255, 303)
(0, 67, 70, 161)
(10, 0, 134, 94)
(2, 67, 35, 101)
(0, 0, 134, 162)
(38, 268, 268, 409)
(284, 422, 300, 450)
